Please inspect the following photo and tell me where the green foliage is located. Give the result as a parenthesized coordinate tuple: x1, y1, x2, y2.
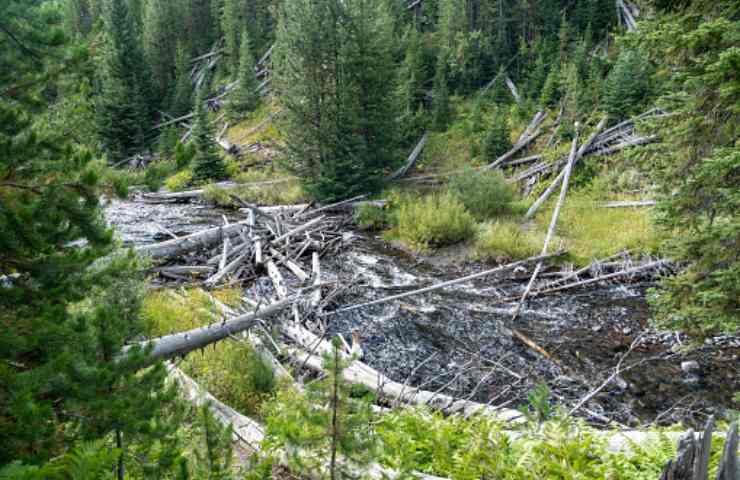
(539, 65, 561, 108)
(275, 0, 399, 202)
(263, 340, 377, 479)
(395, 192, 476, 251)
(228, 31, 260, 118)
(431, 51, 451, 130)
(475, 220, 545, 261)
(174, 141, 196, 169)
(190, 404, 235, 480)
(142, 0, 180, 103)
(144, 159, 178, 192)
(354, 204, 390, 231)
(170, 42, 193, 117)
(482, 109, 513, 162)
(158, 126, 180, 157)
(191, 89, 227, 184)
(603, 48, 653, 121)
(448, 168, 517, 219)
(0, 441, 119, 480)
(165, 169, 194, 191)
(95, 0, 151, 161)
(629, 5, 740, 335)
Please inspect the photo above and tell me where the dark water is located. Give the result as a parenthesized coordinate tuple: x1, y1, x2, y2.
(106, 198, 740, 427)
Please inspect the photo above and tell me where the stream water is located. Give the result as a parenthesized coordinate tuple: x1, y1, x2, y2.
(106, 196, 740, 428)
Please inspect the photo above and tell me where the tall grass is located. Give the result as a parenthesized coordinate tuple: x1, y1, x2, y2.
(475, 221, 547, 261)
(448, 168, 518, 219)
(395, 192, 476, 252)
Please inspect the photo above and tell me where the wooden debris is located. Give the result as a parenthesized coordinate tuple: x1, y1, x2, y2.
(387, 132, 429, 181)
(601, 200, 656, 208)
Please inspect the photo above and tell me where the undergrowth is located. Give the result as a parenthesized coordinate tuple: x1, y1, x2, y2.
(143, 288, 276, 417)
(475, 221, 546, 261)
(393, 192, 476, 252)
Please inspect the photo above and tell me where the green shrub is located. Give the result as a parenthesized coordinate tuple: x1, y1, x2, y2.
(483, 111, 513, 162)
(144, 160, 177, 192)
(164, 169, 193, 191)
(475, 221, 545, 261)
(355, 204, 390, 230)
(448, 168, 517, 219)
(396, 193, 475, 251)
(174, 142, 195, 169)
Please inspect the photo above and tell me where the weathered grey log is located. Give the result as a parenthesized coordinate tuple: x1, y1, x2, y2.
(717, 422, 738, 480)
(592, 135, 658, 156)
(505, 76, 521, 103)
(694, 416, 714, 480)
(136, 222, 248, 260)
(205, 250, 250, 287)
(153, 266, 215, 276)
(388, 132, 430, 181)
(325, 252, 564, 316)
(271, 215, 325, 245)
(123, 296, 298, 364)
(311, 252, 321, 308)
(484, 112, 547, 170)
(269, 248, 309, 282)
(524, 117, 606, 220)
(601, 200, 656, 208)
(267, 260, 288, 299)
(512, 126, 579, 321)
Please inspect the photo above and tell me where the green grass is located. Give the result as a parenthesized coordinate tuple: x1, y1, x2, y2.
(475, 220, 546, 261)
(143, 288, 276, 417)
(393, 192, 476, 252)
(163, 168, 193, 191)
(448, 168, 518, 219)
(203, 178, 306, 207)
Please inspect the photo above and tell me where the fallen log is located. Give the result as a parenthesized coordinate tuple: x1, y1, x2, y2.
(601, 200, 656, 208)
(524, 117, 606, 220)
(512, 124, 580, 321)
(123, 296, 299, 364)
(387, 132, 429, 181)
(324, 252, 564, 316)
(141, 179, 293, 203)
(484, 112, 547, 170)
(505, 77, 521, 103)
(136, 222, 249, 260)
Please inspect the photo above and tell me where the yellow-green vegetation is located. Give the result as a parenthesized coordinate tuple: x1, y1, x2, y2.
(203, 179, 306, 207)
(164, 168, 193, 191)
(448, 168, 519, 219)
(226, 100, 283, 147)
(143, 288, 276, 417)
(535, 191, 660, 266)
(475, 221, 546, 261)
(355, 204, 390, 231)
(393, 192, 476, 252)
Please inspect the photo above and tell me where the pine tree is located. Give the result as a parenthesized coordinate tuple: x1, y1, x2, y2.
(191, 89, 227, 184)
(397, 25, 426, 120)
(603, 49, 652, 120)
(170, 42, 193, 117)
(95, 0, 150, 161)
(221, 0, 242, 73)
(265, 339, 377, 478)
(490, 66, 510, 104)
(142, 0, 180, 105)
(483, 108, 512, 162)
(228, 31, 260, 119)
(1, 3, 183, 470)
(432, 50, 451, 131)
(191, 404, 235, 479)
(539, 64, 561, 108)
(185, 0, 217, 55)
(275, 0, 399, 201)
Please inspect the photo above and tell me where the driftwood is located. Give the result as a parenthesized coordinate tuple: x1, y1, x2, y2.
(524, 117, 607, 220)
(387, 132, 429, 181)
(136, 222, 249, 260)
(601, 200, 656, 208)
(505, 77, 521, 103)
(484, 111, 547, 170)
(512, 126, 580, 321)
(659, 417, 738, 480)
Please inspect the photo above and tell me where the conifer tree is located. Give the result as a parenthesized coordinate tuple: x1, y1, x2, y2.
(603, 49, 651, 120)
(228, 31, 260, 119)
(275, 0, 399, 201)
(142, 0, 180, 105)
(490, 66, 511, 105)
(483, 109, 512, 162)
(539, 64, 561, 108)
(398, 25, 426, 120)
(221, 0, 242, 73)
(95, 0, 150, 161)
(185, 0, 217, 55)
(191, 89, 227, 184)
(432, 50, 451, 131)
(170, 42, 193, 117)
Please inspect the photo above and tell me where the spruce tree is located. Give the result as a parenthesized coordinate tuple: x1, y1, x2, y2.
(221, 0, 242, 73)
(603, 49, 651, 121)
(397, 25, 426, 120)
(539, 64, 561, 108)
(95, 0, 150, 161)
(142, 0, 180, 105)
(191, 89, 227, 184)
(431, 50, 451, 131)
(490, 66, 511, 105)
(275, 0, 399, 201)
(170, 42, 194, 117)
(483, 109, 513, 162)
(228, 31, 260, 119)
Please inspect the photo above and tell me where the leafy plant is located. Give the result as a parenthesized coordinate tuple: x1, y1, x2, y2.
(448, 167, 517, 219)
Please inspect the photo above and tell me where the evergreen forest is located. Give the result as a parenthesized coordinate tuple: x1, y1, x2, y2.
(1, 0, 738, 478)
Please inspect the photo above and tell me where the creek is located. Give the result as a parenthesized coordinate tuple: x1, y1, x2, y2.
(105, 196, 740, 428)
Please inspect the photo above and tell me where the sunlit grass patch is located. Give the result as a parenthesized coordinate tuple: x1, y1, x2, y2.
(203, 178, 306, 207)
(474, 220, 546, 261)
(163, 168, 193, 191)
(393, 192, 476, 252)
(226, 100, 283, 146)
(142, 288, 274, 417)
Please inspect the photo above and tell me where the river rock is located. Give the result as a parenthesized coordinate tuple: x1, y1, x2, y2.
(680, 360, 700, 374)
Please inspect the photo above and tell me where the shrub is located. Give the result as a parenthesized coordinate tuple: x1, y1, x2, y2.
(203, 181, 306, 208)
(144, 159, 177, 192)
(164, 169, 193, 191)
(396, 193, 475, 251)
(483, 111, 513, 162)
(448, 168, 517, 219)
(174, 142, 195, 169)
(355, 204, 390, 230)
(475, 221, 545, 261)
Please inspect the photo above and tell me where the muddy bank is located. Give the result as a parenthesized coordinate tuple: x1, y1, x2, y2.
(105, 198, 740, 428)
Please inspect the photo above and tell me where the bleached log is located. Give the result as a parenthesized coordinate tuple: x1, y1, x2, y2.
(256, 44, 274, 68)
(484, 112, 547, 170)
(167, 364, 265, 451)
(267, 261, 288, 299)
(325, 252, 563, 316)
(311, 252, 321, 308)
(269, 248, 309, 282)
(524, 117, 607, 220)
(154, 112, 195, 129)
(136, 222, 248, 261)
(592, 135, 658, 156)
(153, 266, 215, 276)
(206, 251, 250, 287)
(512, 125, 580, 321)
(141, 179, 293, 203)
(505, 77, 521, 103)
(601, 200, 656, 208)
(387, 132, 429, 181)
(271, 215, 325, 245)
(123, 296, 298, 364)
(254, 237, 263, 265)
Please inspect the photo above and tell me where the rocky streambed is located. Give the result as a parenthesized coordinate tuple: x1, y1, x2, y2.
(105, 195, 740, 428)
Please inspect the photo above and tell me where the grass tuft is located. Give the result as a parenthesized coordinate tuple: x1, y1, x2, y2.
(475, 221, 546, 261)
(394, 192, 476, 252)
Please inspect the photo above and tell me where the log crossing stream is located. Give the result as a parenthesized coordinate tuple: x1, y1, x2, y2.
(105, 195, 740, 428)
